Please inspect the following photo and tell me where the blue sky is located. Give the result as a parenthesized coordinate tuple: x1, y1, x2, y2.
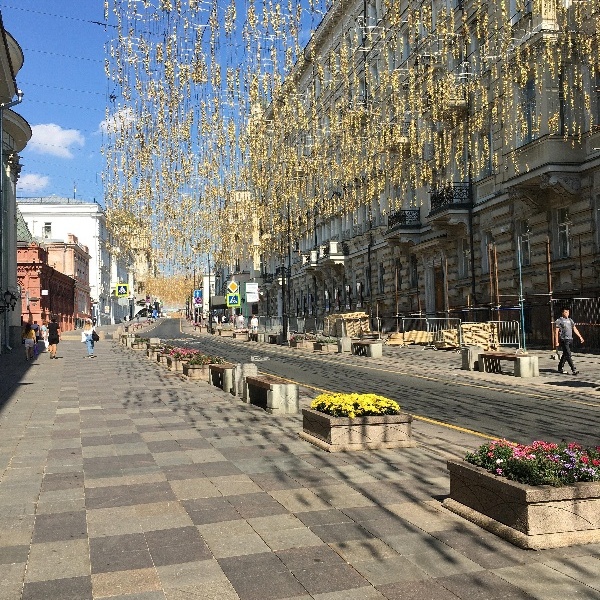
(4, 1, 324, 207)
(3, 2, 110, 204)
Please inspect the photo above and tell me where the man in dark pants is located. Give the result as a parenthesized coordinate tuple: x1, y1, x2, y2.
(555, 308, 584, 375)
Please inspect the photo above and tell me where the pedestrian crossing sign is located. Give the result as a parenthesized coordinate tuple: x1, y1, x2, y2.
(226, 293, 240, 307)
(116, 284, 129, 297)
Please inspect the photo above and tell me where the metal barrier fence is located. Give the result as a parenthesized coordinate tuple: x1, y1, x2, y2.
(257, 316, 283, 333)
(489, 320, 521, 348)
(427, 318, 462, 346)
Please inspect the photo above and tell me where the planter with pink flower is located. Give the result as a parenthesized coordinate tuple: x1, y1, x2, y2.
(183, 353, 225, 380)
(299, 393, 415, 452)
(444, 439, 600, 549)
(166, 348, 199, 372)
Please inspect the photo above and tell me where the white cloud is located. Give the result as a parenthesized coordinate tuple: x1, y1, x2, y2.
(18, 173, 50, 192)
(29, 123, 85, 158)
(98, 107, 135, 135)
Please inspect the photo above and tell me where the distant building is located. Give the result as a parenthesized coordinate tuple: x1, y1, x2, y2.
(17, 197, 135, 324)
(0, 12, 31, 351)
(45, 234, 91, 327)
(17, 243, 75, 332)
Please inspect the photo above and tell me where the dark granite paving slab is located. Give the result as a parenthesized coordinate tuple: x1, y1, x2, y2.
(199, 461, 243, 477)
(227, 492, 289, 518)
(21, 576, 93, 600)
(161, 463, 207, 480)
(0, 544, 30, 564)
(32, 511, 88, 543)
(292, 563, 370, 595)
(377, 579, 462, 600)
(90, 533, 154, 574)
(436, 572, 537, 600)
(145, 526, 212, 566)
(40, 471, 84, 492)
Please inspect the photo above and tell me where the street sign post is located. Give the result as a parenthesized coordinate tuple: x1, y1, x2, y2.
(193, 289, 203, 306)
(226, 293, 240, 308)
(116, 284, 129, 298)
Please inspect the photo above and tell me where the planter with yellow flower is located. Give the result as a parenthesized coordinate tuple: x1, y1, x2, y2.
(299, 393, 415, 452)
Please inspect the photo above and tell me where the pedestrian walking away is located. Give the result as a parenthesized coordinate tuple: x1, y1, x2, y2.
(555, 307, 584, 375)
(81, 318, 97, 358)
(47, 315, 61, 359)
(22, 322, 36, 361)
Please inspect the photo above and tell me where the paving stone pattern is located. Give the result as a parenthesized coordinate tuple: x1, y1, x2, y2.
(0, 335, 599, 599)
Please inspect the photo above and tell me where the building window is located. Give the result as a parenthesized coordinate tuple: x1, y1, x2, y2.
(557, 208, 570, 259)
(378, 262, 385, 294)
(43, 222, 52, 239)
(481, 231, 494, 274)
(518, 78, 536, 146)
(517, 219, 531, 267)
(458, 238, 470, 278)
(409, 254, 418, 288)
(593, 71, 600, 130)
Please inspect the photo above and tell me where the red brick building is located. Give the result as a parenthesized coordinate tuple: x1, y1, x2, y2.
(46, 234, 91, 327)
(17, 243, 76, 331)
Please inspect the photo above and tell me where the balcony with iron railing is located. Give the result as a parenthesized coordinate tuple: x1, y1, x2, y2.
(387, 209, 421, 232)
(428, 183, 470, 216)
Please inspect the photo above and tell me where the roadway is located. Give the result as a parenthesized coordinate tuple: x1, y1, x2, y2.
(151, 318, 600, 447)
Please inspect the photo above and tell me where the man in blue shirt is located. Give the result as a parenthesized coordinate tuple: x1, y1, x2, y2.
(555, 308, 584, 375)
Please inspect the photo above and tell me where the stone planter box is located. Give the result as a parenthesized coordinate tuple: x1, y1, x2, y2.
(166, 356, 186, 373)
(233, 331, 249, 341)
(183, 363, 211, 381)
(147, 349, 158, 360)
(314, 342, 338, 353)
(131, 343, 146, 350)
(299, 408, 415, 452)
(289, 339, 312, 349)
(443, 460, 600, 549)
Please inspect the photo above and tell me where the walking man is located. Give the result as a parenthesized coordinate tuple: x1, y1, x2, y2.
(555, 307, 584, 375)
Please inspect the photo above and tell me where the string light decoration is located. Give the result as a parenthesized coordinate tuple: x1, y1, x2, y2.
(103, 0, 600, 303)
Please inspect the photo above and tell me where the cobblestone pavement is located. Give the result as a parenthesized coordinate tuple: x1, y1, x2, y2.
(1, 329, 600, 599)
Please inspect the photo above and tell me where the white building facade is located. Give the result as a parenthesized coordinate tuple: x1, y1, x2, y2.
(17, 197, 135, 324)
(0, 13, 31, 351)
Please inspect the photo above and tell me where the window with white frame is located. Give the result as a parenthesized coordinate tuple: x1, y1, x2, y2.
(517, 77, 536, 146)
(557, 208, 570, 259)
(517, 219, 531, 267)
(457, 238, 470, 278)
(593, 70, 600, 130)
(43, 222, 52, 239)
(481, 231, 493, 274)
(409, 254, 419, 287)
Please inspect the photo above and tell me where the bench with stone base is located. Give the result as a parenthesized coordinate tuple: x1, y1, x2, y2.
(242, 375, 299, 414)
(233, 330, 249, 341)
(209, 362, 236, 395)
(350, 340, 383, 358)
(478, 352, 539, 377)
(218, 326, 234, 337)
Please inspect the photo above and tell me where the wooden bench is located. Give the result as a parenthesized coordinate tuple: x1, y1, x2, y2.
(478, 352, 539, 377)
(243, 374, 299, 414)
(233, 330, 249, 341)
(351, 340, 383, 358)
(209, 363, 237, 395)
(218, 325, 234, 337)
(268, 333, 279, 344)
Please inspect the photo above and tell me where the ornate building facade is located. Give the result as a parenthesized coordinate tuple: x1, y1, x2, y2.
(249, 0, 600, 346)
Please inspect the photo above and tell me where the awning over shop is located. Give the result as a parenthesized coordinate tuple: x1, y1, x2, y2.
(211, 295, 227, 309)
